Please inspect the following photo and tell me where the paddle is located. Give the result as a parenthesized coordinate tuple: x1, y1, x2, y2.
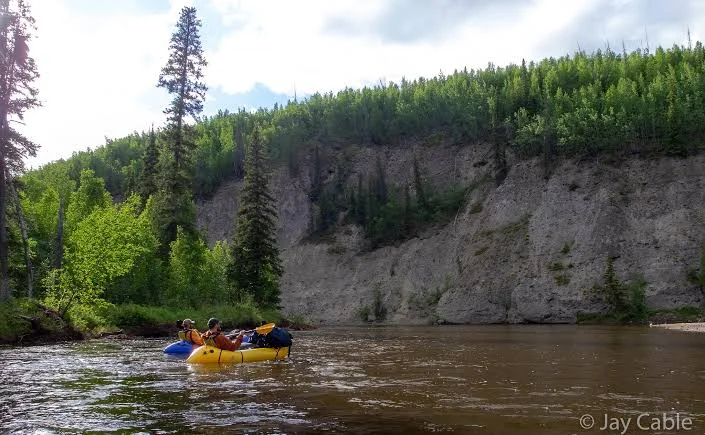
(226, 322, 275, 339)
(245, 322, 276, 335)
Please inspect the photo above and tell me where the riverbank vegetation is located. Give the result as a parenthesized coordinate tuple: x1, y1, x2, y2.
(2, 1, 705, 343)
(0, 4, 286, 344)
(584, 256, 649, 323)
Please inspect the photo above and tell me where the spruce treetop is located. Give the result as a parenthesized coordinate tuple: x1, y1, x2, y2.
(157, 6, 207, 124)
(1, 0, 40, 172)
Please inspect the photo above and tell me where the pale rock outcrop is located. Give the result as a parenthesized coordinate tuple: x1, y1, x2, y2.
(197, 143, 705, 325)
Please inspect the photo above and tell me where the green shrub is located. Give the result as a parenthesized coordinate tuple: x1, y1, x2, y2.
(649, 306, 703, 322)
(554, 275, 571, 285)
(590, 257, 649, 324)
(560, 242, 571, 254)
(358, 305, 370, 322)
(474, 246, 488, 256)
(372, 286, 387, 321)
(0, 299, 34, 342)
(622, 278, 648, 322)
(67, 303, 112, 332)
(549, 262, 566, 271)
(102, 300, 280, 332)
(469, 202, 483, 214)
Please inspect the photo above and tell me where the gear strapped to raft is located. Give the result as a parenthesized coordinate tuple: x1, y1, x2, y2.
(251, 326, 293, 348)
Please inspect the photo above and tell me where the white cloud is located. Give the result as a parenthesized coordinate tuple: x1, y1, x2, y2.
(23, 0, 191, 168)
(206, 0, 597, 97)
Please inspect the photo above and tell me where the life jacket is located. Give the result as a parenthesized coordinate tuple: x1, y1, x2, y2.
(179, 328, 202, 345)
(202, 330, 241, 351)
(202, 330, 225, 348)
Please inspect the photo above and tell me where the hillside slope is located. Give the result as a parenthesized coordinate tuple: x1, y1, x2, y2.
(197, 143, 705, 324)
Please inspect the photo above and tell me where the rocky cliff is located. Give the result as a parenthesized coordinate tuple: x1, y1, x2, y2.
(196, 142, 705, 324)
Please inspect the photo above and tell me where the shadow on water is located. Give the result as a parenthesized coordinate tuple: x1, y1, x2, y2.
(0, 325, 704, 434)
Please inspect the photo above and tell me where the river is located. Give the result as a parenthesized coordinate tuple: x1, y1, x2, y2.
(1, 325, 704, 434)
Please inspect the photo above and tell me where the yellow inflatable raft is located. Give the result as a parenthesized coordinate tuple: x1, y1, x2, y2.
(186, 345, 289, 364)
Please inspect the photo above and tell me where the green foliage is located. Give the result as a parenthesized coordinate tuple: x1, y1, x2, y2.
(358, 305, 371, 322)
(0, 298, 81, 343)
(591, 257, 648, 323)
(23, 42, 705, 210)
(549, 262, 566, 271)
(0, 299, 41, 342)
(65, 169, 112, 234)
(413, 157, 428, 212)
(602, 256, 626, 314)
(102, 302, 278, 332)
(0, 0, 42, 302)
(166, 229, 232, 307)
(315, 158, 471, 247)
(624, 277, 648, 322)
(481, 214, 531, 239)
(45, 195, 158, 316)
(469, 202, 483, 214)
(150, 187, 197, 256)
(166, 228, 209, 307)
(138, 128, 159, 201)
(372, 286, 387, 321)
(229, 125, 283, 308)
(560, 242, 571, 254)
(66, 301, 112, 332)
(153, 6, 207, 251)
(409, 275, 450, 320)
(554, 274, 571, 285)
(687, 248, 705, 295)
(14, 40, 705, 326)
(473, 246, 488, 256)
(158, 5, 207, 173)
(649, 306, 703, 322)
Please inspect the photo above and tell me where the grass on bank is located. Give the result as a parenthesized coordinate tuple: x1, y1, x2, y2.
(0, 297, 286, 344)
(0, 298, 75, 344)
(100, 302, 281, 334)
(577, 306, 705, 325)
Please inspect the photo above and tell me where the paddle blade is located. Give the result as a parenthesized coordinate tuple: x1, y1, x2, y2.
(255, 322, 275, 335)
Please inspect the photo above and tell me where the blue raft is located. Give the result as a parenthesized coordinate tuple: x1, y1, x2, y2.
(163, 333, 253, 355)
(163, 340, 194, 355)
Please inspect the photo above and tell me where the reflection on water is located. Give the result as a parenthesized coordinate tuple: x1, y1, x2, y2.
(1, 325, 704, 434)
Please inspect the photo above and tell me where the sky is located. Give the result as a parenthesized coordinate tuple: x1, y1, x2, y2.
(21, 0, 705, 168)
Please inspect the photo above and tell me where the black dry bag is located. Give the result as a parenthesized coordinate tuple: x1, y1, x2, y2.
(266, 327, 293, 347)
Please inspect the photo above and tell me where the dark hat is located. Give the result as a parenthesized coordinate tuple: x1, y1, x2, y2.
(207, 318, 220, 329)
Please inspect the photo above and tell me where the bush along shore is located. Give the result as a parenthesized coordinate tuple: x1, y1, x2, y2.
(0, 299, 312, 346)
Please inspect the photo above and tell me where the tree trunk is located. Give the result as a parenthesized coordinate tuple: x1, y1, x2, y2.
(0, 154, 9, 301)
(54, 200, 64, 270)
(7, 175, 32, 297)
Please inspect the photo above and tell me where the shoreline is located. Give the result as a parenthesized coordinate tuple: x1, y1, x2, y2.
(5, 320, 705, 347)
(653, 322, 705, 333)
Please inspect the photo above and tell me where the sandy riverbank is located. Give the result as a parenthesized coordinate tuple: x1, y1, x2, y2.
(654, 322, 705, 333)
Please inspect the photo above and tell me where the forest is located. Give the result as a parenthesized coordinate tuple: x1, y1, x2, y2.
(3, 1, 705, 339)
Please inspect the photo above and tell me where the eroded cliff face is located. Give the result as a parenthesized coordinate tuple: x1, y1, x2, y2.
(196, 143, 705, 324)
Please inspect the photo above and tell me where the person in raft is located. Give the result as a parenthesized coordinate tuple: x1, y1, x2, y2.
(177, 318, 204, 346)
(201, 318, 245, 351)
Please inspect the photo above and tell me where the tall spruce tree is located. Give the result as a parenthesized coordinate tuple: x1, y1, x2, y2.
(138, 127, 158, 202)
(0, 0, 39, 301)
(233, 115, 245, 179)
(412, 156, 427, 212)
(155, 6, 206, 248)
(229, 125, 283, 307)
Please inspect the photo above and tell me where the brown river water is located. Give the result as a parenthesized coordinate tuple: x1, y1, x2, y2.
(1, 325, 704, 434)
